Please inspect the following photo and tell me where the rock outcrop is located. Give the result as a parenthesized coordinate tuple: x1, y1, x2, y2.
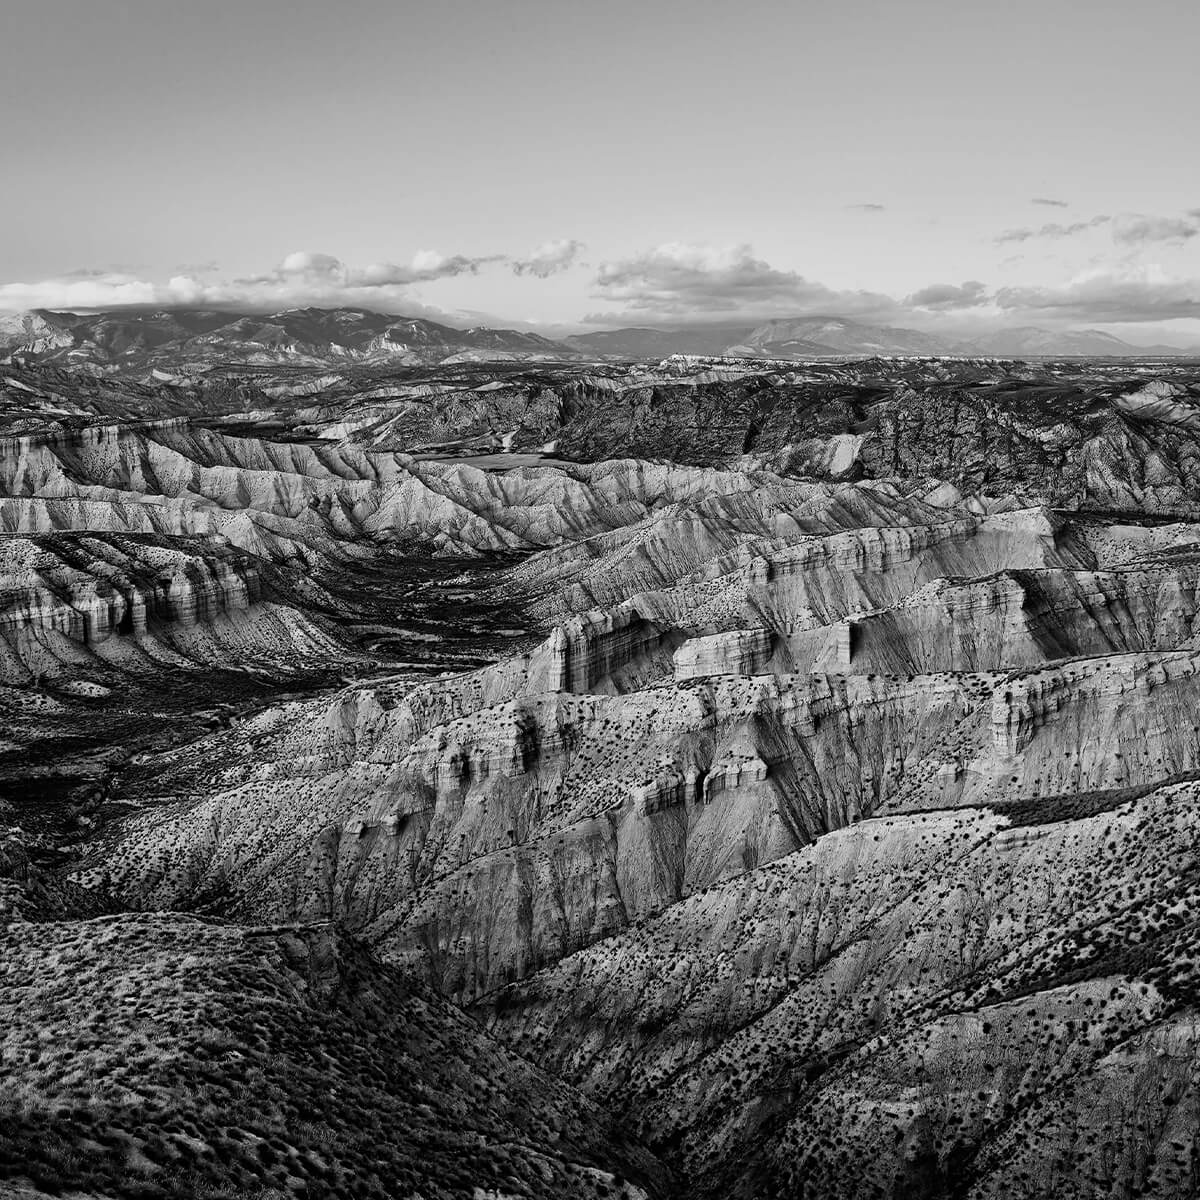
(7, 348, 1200, 1200)
(0, 531, 354, 687)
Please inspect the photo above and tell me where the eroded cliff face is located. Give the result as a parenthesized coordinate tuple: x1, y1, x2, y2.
(0, 531, 351, 685)
(0, 416, 783, 563)
(477, 788, 1200, 1198)
(74, 632, 1200, 999)
(62, 445, 1200, 1017)
(9, 354, 1200, 1200)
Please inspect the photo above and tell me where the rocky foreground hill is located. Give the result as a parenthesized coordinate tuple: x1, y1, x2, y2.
(4, 345, 1200, 1198)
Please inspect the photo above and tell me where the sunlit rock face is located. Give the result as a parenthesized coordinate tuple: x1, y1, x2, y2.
(7, 347, 1200, 1200)
(0, 416, 793, 562)
(0, 530, 362, 691)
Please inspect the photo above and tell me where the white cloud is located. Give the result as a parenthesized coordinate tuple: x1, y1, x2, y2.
(1111, 213, 1198, 245)
(277, 250, 346, 278)
(589, 242, 895, 321)
(0, 242, 585, 315)
(0, 272, 159, 311)
(900, 263, 1200, 325)
(4, 241, 1198, 337)
(906, 280, 989, 310)
(512, 239, 585, 278)
(994, 263, 1200, 322)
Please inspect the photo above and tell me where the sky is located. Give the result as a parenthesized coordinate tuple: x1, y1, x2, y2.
(4, 0, 1200, 343)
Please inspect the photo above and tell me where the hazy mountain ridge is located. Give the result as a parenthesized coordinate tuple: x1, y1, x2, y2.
(573, 316, 1191, 360)
(960, 325, 1192, 357)
(733, 315, 961, 357)
(0, 306, 578, 371)
(0, 306, 1192, 372)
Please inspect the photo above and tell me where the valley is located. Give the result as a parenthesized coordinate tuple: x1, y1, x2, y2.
(4, 315, 1200, 1198)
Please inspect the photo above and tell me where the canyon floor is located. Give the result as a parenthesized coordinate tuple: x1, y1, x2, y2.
(4, 340, 1200, 1198)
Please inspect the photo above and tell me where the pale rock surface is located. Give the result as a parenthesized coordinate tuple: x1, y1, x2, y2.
(9, 350, 1200, 1200)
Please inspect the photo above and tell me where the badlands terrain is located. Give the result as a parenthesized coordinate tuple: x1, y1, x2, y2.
(4, 307, 1200, 1198)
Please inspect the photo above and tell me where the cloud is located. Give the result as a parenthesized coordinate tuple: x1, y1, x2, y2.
(0, 272, 159, 311)
(589, 242, 895, 321)
(997, 210, 1200, 249)
(994, 265, 1200, 322)
(511, 239, 585, 277)
(996, 215, 1110, 243)
(357, 251, 507, 286)
(1111, 213, 1198, 245)
(846, 203, 886, 212)
(172, 249, 516, 311)
(906, 280, 989, 310)
(236, 249, 507, 291)
(906, 265, 1200, 324)
(0, 242, 585, 315)
(1031, 197, 1069, 208)
(6, 242, 1198, 334)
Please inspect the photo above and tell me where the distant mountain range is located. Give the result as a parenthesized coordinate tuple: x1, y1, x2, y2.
(962, 325, 1191, 357)
(732, 317, 957, 358)
(564, 323, 760, 359)
(0, 306, 1193, 370)
(578, 317, 1195, 359)
(0, 307, 568, 371)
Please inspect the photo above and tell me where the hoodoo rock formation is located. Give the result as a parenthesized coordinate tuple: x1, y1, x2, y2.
(4, 333, 1200, 1198)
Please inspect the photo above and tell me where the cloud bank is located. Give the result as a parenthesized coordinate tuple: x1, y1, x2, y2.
(905, 281, 990, 310)
(585, 243, 1200, 330)
(511, 239, 585, 278)
(1111, 214, 1198, 246)
(589, 243, 895, 322)
(0, 243, 586, 315)
(3, 238, 1198, 335)
(993, 266, 1200, 323)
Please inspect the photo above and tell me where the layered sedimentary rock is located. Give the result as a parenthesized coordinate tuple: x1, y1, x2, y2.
(8, 350, 1200, 1200)
(673, 627, 772, 679)
(839, 560, 1200, 674)
(0, 532, 348, 685)
(0, 414, 793, 564)
(476, 788, 1200, 1198)
(73, 641, 1200, 1006)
